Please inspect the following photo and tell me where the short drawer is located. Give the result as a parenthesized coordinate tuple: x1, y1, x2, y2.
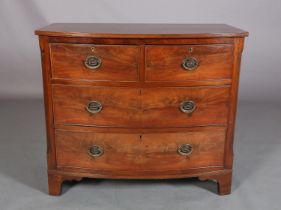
(145, 44, 233, 81)
(50, 44, 140, 81)
(141, 87, 230, 127)
(52, 85, 141, 127)
(55, 127, 226, 172)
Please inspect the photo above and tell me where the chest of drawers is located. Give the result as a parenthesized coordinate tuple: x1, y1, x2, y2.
(35, 23, 248, 196)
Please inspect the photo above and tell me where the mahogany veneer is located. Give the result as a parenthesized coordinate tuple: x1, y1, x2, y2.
(35, 23, 248, 196)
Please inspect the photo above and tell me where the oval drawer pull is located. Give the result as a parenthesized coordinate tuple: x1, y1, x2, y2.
(182, 57, 199, 71)
(88, 145, 104, 157)
(86, 101, 103, 114)
(178, 144, 193, 156)
(84, 55, 102, 70)
(180, 100, 196, 114)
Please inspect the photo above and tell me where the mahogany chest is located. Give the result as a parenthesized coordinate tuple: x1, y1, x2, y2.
(35, 23, 248, 195)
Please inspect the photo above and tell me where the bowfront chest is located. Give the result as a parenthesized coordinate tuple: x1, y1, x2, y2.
(35, 23, 248, 195)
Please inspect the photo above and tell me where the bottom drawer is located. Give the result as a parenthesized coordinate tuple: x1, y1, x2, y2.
(55, 127, 226, 172)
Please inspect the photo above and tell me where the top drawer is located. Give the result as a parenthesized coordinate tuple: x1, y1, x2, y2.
(50, 44, 140, 81)
(145, 44, 233, 81)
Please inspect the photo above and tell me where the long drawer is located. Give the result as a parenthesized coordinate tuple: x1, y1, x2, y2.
(53, 85, 230, 128)
(55, 127, 226, 172)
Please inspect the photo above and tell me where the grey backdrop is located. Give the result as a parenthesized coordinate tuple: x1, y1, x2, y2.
(0, 0, 281, 102)
(1, 1, 281, 210)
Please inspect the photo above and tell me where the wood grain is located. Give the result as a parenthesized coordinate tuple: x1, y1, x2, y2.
(224, 38, 245, 169)
(50, 78, 232, 87)
(53, 85, 230, 128)
(50, 44, 140, 81)
(141, 86, 230, 127)
(35, 23, 249, 38)
(55, 127, 226, 172)
(145, 44, 233, 81)
(52, 85, 141, 127)
(39, 36, 57, 169)
(48, 37, 235, 45)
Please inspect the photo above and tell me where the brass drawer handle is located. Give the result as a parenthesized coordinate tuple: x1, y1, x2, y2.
(86, 101, 103, 114)
(182, 57, 199, 71)
(178, 144, 193, 156)
(88, 145, 104, 157)
(84, 55, 102, 70)
(180, 100, 196, 114)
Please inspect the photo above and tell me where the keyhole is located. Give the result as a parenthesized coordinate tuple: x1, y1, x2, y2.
(91, 47, 96, 52)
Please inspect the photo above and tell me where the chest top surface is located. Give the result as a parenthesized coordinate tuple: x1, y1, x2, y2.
(35, 23, 248, 38)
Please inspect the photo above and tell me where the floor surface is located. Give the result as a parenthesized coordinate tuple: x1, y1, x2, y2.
(0, 99, 280, 210)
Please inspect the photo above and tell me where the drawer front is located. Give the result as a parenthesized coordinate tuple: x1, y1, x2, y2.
(53, 86, 229, 128)
(141, 87, 230, 127)
(55, 127, 226, 172)
(145, 44, 233, 81)
(50, 44, 140, 81)
(53, 85, 141, 127)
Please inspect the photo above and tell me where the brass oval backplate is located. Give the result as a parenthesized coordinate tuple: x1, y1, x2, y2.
(86, 100, 103, 114)
(182, 57, 199, 71)
(84, 55, 102, 70)
(178, 144, 193, 156)
(180, 100, 196, 114)
(88, 145, 104, 157)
